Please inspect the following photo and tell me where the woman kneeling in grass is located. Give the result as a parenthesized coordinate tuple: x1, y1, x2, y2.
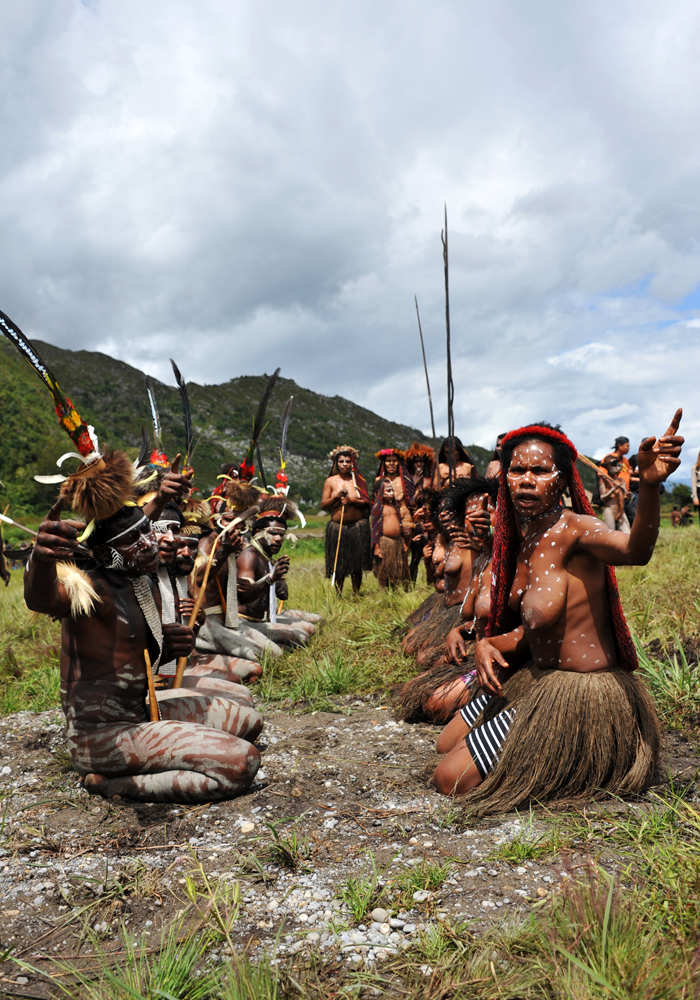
(433, 412, 683, 814)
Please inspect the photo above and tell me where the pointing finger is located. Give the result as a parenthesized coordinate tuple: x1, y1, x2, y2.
(47, 497, 65, 521)
(662, 408, 683, 438)
(171, 454, 181, 475)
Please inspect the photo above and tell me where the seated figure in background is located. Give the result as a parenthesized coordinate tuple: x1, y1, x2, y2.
(237, 500, 322, 648)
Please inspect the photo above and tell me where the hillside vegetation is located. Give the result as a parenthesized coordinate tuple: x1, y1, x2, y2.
(0, 338, 492, 515)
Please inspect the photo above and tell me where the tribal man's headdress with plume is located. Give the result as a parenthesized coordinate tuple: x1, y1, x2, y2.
(487, 422, 637, 671)
(0, 310, 135, 525)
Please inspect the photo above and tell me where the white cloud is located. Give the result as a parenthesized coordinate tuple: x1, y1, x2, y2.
(0, 0, 699, 478)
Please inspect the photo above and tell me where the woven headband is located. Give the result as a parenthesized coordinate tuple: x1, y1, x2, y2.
(501, 425, 578, 461)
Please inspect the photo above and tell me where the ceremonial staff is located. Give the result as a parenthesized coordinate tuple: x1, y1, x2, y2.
(441, 205, 455, 486)
(330, 503, 344, 589)
(414, 295, 438, 466)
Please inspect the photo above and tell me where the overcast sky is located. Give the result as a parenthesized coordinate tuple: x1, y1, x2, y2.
(1, 1, 699, 473)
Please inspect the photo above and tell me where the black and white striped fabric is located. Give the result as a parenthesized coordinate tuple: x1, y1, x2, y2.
(460, 693, 515, 779)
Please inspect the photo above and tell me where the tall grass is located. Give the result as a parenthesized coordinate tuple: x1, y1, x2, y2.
(0, 570, 61, 713)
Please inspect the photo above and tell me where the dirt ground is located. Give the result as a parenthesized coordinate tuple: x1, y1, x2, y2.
(0, 702, 698, 996)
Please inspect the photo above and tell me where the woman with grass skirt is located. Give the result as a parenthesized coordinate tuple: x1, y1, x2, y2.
(433, 413, 684, 815)
(396, 478, 498, 722)
(321, 446, 371, 595)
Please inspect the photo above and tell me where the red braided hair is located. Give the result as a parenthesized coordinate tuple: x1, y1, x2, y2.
(486, 424, 638, 671)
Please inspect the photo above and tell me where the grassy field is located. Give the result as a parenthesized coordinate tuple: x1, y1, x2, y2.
(3, 526, 700, 997)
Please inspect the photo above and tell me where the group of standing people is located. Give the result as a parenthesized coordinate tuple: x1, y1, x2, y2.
(321, 437, 479, 594)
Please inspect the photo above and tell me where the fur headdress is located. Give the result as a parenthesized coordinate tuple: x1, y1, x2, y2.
(488, 423, 637, 671)
(0, 310, 135, 524)
(222, 478, 264, 514)
(329, 444, 359, 462)
(181, 497, 212, 536)
(257, 495, 300, 521)
(405, 441, 435, 474)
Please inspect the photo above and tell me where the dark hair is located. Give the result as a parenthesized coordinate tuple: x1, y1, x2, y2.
(500, 422, 574, 481)
(491, 433, 507, 461)
(438, 436, 477, 471)
(253, 514, 286, 532)
(614, 436, 629, 448)
(429, 490, 451, 526)
(441, 476, 499, 524)
(161, 501, 184, 527)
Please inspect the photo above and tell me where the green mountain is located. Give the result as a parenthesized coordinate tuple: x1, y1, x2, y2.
(0, 338, 493, 515)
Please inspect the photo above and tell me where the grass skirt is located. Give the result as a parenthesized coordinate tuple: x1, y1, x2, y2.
(394, 650, 476, 722)
(325, 517, 371, 579)
(373, 536, 409, 588)
(464, 664, 661, 816)
(402, 600, 461, 668)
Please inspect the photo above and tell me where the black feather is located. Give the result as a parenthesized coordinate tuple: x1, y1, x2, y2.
(144, 376, 162, 450)
(244, 367, 281, 463)
(170, 358, 192, 463)
(136, 427, 150, 468)
(279, 395, 294, 463)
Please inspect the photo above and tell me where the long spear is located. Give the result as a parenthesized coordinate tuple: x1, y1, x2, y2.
(414, 296, 438, 468)
(441, 205, 455, 486)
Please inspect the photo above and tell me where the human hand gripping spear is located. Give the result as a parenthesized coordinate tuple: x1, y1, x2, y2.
(171, 504, 261, 688)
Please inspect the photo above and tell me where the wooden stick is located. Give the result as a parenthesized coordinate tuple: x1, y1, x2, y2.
(330, 504, 345, 588)
(441, 204, 455, 487)
(143, 649, 160, 722)
(415, 295, 438, 464)
(172, 504, 260, 688)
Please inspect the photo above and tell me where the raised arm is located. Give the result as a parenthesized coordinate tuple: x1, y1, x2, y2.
(143, 454, 193, 522)
(24, 499, 82, 617)
(579, 409, 683, 567)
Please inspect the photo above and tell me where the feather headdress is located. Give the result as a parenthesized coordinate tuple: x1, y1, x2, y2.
(144, 376, 169, 468)
(328, 444, 359, 461)
(0, 309, 134, 523)
(275, 395, 294, 495)
(0, 310, 99, 459)
(254, 494, 305, 529)
(239, 368, 281, 481)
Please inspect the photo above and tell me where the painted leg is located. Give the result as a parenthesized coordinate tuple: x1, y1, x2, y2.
(78, 720, 260, 803)
(155, 690, 263, 743)
(188, 654, 263, 682)
(177, 674, 254, 705)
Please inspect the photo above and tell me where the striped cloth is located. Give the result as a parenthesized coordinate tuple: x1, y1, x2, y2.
(460, 693, 515, 780)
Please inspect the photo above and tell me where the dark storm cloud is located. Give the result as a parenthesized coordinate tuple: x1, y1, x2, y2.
(0, 0, 699, 474)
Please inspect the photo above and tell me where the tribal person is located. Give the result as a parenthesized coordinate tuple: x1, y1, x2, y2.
(598, 455, 631, 533)
(321, 446, 371, 595)
(405, 442, 436, 492)
(436, 436, 478, 488)
(485, 434, 507, 479)
(151, 502, 263, 694)
(395, 478, 498, 722)
(195, 480, 284, 663)
(371, 449, 415, 589)
(405, 444, 436, 581)
(432, 414, 684, 813)
(237, 500, 322, 648)
(26, 479, 262, 804)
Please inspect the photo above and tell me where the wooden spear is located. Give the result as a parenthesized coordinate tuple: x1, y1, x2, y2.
(414, 295, 438, 469)
(441, 205, 455, 487)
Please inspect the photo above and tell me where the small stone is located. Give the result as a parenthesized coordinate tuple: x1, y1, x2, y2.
(267, 899, 279, 911)
(324, 818, 339, 829)
(380, 921, 391, 935)
(403, 923, 416, 934)
(412, 890, 431, 903)
(15, 977, 29, 985)
(299, 913, 309, 923)
(291, 787, 302, 798)
(371, 907, 389, 923)
(536, 887, 548, 898)
(390, 918, 405, 928)
(408, 837, 418, 844)
(240, 822, 255, 834)
(255, 769, 267, 781)
(481, 900, 496, 910)
(33, 896, 44, 907)
(306, 932, 320, 942)
(515, 866, 527, 874)
(423, 841, 433, 848)
(463, 869, 478, 877)
(1, 766, 11, 776)
(488, 869, 498, 876)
